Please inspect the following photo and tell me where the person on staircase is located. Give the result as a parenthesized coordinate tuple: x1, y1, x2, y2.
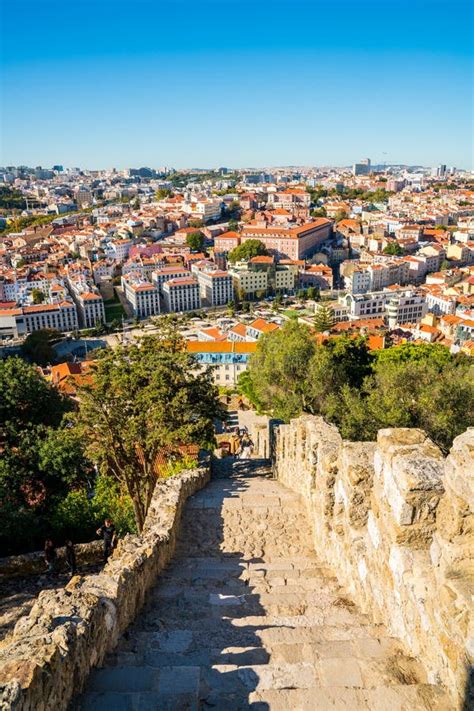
(65, 539, 77, 576)
(96, 518, 117, 563)
(44, 539, 57, 575)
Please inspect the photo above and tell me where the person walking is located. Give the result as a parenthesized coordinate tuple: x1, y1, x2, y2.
(65, 539, 77, 576)
(239, 435, 254, 459)
(96, 519, 117, 563)
(44, 539, 57, 574)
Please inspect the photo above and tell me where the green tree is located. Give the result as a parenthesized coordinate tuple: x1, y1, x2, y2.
(333, 344, 473, 452)
(31, 288, 45, 304)
(186, 230, 205, 251)
(297, 288, 308, 301)
(334, 210, 348, 222)
(365, 354, 473, 453)
(0, 358, 87, 554)
(0, 186, 27, 210)
(306, 286, 320, 301)
(313, 304, 335, 332)
(383, 242, 403, 256)
(310, 207, 327, 218)
(246, 320, 316, 420)
(227, 218, 239, 231)
(228, 239, 269, 263)
(21, 328, 61, 365)
(155, 188, 173, 200)
(307, 336, 374, 419)
(74, 327, 223, 531)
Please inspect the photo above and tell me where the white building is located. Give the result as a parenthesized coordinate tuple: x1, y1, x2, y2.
(386, 291, 427, 328)
(67, 277, 105, 328)
(106, 239, 133, 262)
(122, 276, 160, 318)
(344, 292, 388, 320)
(183, 198, 222, 223)
(163, 277, 201, 312)
(196, 270, 234, 306)
(152, 266, 191, 293)
(0, 301, 78, 339)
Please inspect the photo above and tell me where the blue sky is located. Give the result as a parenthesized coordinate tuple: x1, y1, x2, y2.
(1, 0, 472, 169)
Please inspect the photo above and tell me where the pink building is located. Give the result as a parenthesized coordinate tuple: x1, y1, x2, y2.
(240, 219, 332, 260)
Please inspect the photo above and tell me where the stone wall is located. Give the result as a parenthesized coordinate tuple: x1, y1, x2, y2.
(272, 415, 473, 709)
(0, 463, 210, 711)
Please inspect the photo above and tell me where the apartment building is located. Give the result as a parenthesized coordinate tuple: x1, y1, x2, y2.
(213, 231, 241, 253)
(240, 218, 332, 260)
(299, 264, 333, 290)
(228, 265, 268, 299)
(424, 291, 457, 316)
(162, 277, 201, 312)
(122, 275, 160, 318)
(67, 278, 105, 328)
(0, 301, 78, 339)
(267, 189, 311, 211)
(344, 292, 388, 320)
(315, 300, 349, 323)
(386, 291, 427, 328)
(196, 270, 234, 306)
(106, 239, 133, 262)
(152, 266, 191, 293)
(184, 198, 222, 223)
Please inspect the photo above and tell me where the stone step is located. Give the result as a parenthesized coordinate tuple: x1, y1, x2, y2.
(247, 684, 450, 711)
(74, 462, 448, 711)
(86, 665, 201, 696)
(76, 691, 199, 711)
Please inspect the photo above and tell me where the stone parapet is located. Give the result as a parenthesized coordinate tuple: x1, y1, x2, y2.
(0, 463, 210, 711)
(273, 415, 473, 709)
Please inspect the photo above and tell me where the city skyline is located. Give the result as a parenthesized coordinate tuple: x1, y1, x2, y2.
(1, 0, 473, 169)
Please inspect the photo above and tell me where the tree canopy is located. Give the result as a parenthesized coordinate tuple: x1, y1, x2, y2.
(74, 324, 223, 530)
(31, 288, 45, 304)
(383, 242, 403, 256)
(228, 239, 269, 263)
(0, 186, 27, 210)
(186, 230, 205, 251)
(21, 328, 62, 366)
(241, 322, 473, 452)
(155, 188, 174, 200)
(0, 358, 88, 554)
(314, 304, 335, 333)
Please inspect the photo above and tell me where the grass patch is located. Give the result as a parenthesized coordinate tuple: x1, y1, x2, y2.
(104, 303, 125, 322)
(282, 309, 313, 318)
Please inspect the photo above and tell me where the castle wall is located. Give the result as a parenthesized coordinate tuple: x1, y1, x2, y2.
(0, 463, 210, 711)
(272, 415, 473, 709)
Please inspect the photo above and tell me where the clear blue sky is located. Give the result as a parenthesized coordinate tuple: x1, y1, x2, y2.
(1, 0, 472, 169)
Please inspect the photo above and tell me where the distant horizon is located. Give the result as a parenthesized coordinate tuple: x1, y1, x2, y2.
(1, 0, 472, 169)
(2, 161, 467, 172)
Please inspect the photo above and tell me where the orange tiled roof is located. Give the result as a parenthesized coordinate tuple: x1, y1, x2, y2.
(249, 318, 279, 333)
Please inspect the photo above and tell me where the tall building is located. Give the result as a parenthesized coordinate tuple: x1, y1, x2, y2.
(122, 277, 160, 318)
(196, 270, 234, 306)
(162, 277, 201, 312)
(353, 158, 371, 176)
(75, 185, 92, 207)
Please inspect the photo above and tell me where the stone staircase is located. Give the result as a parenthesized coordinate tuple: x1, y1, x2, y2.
(74, 457, 449, 710)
